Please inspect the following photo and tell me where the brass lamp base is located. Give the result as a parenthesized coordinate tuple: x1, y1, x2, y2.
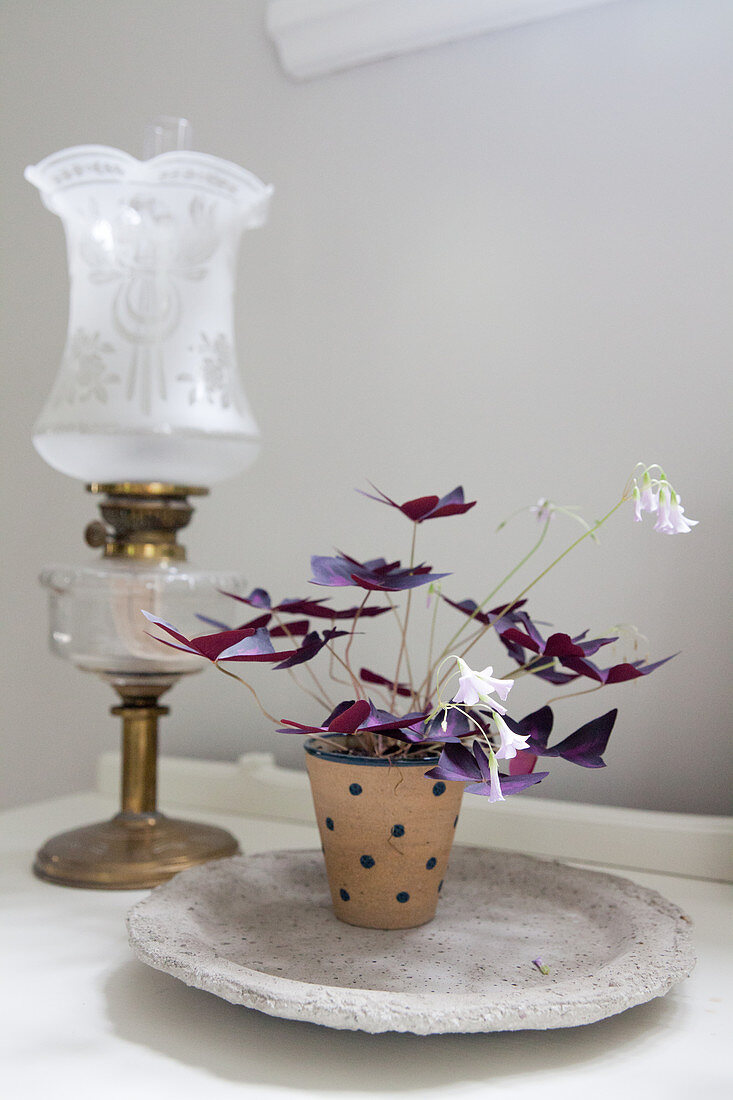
(33, 676, 240, 889)
(33, 812, 239, 890)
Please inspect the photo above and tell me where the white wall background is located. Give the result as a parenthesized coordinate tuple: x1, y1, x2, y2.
(1, 0, 730, 815)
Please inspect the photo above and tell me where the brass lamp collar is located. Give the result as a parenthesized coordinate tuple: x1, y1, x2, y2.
(85, 482, 209, 562)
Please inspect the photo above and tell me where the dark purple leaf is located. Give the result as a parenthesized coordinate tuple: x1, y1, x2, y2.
(465, 772, 548, 797)
(214, 627, 280, 661)
(505, 706, 617, 768)
(427, 742, 549, 797)
(273, 629, 349, 670)
(441, 596, 528, 629)
(426, 742, 480, 782)
(278, 699, 429, 737)
(501, 627, 543, 654)
(523, 657, 580, 685)
(358, 484, 476, 523)
(542, 633, 589, 659)
(570, 633, 619, 656)
(222, 587, 272, 609)
(360, 667, 412, 697)
(238, 612, 273, 630)
(503, 706, 554, 752)
(328, 699, 371, 733)
(508, 751, 538, 776)
(143, 613, 307, 665)
(545, 710, 617, 768)
(310, 552, 449, 592)
(561, 652, 676, 685)
(473, 741, 493, 783)
(322, 700, 357, 726)
(195, 613, 233, 632)
(421, 708, 473, 743)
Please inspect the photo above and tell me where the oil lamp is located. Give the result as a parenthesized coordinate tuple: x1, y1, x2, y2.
(27, 119, 272, 888)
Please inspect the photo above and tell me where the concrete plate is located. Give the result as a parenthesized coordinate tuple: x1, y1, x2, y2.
(126, 847, 695, 1033)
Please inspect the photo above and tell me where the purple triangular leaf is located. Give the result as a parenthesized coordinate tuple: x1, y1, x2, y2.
(195, 613, 232, 632)
(328, 699, 371, 733)
(503, 706, 554, 753)
(359, 667, 412, 697)
(463, 771, 548, 797)
(425, 743, 481, 782)
(473, 741, 493, 783)
(217, 627, 275, 661)
(550, 709, 617, 768)
(421, 708, 472, 743)
(509, 750, 538, 776)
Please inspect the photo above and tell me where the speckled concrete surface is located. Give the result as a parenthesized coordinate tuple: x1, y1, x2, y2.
(126, 847, 695, 1034)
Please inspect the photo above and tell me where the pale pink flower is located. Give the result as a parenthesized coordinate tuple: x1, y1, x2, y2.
(493, 712, 530, 761)
(654, 486, 698, 535)
(632, 469, 697, 535)
(530, 498, 554, 523)
(487, 749, 505, 803)
(452, 657, 514, 713)
(639, 472, 659, 514)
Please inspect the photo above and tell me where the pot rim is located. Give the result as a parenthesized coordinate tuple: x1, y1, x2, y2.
(304, 734, 440, 767)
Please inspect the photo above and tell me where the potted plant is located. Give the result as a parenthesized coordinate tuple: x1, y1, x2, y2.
(144, 463, 696, 929)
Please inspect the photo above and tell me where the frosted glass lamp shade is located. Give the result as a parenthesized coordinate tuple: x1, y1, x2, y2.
(26, 146, 273, 485)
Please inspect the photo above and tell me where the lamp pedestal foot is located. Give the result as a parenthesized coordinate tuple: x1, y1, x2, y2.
(33, 681, 240, 889)
(33, 813, 239, 890)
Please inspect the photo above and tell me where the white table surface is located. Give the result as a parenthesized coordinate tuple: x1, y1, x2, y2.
(2, 791, 731, 1100)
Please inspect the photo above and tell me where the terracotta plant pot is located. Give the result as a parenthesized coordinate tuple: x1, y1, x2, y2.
(305, 738, 464, 929)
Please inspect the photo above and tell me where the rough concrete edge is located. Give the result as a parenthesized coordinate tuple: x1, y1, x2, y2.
(126, 849, 696, 1034)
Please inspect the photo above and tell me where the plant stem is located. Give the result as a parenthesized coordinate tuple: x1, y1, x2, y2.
(390, 523, 417, 711)
(344, 591, 370, 675)
(386, 597, 416, 702)
(327, 641, 352, 689)
(285, 669, 332, 711)
(424, 585, 442, 707)
(214, 662, 279, 723)
(324, 641, 364, 698)
(272, 610, 334, 709)
(439, 516, 552, 666)
(544, 682, 604, 706)
(456, 497, 629, 668)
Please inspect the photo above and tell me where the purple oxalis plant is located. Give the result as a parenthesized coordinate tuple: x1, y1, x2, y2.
(143, 464, 696, 803)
